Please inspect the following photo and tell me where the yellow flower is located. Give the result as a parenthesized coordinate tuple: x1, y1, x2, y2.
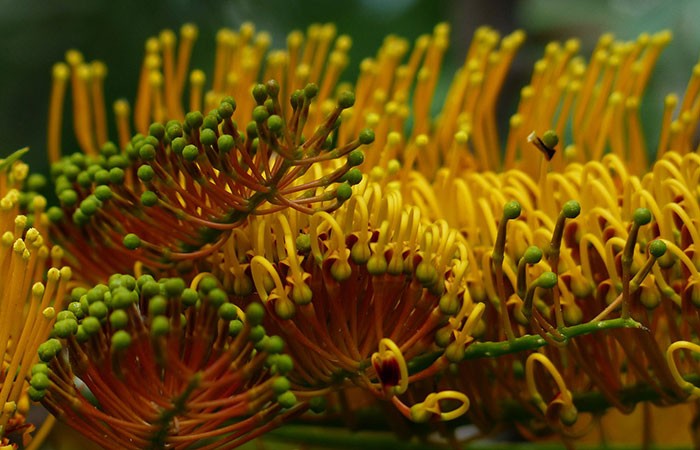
(0, 149, 70, 449)
(36, 20, 700, 447)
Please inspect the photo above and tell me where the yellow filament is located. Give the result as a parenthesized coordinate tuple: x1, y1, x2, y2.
(175, 24, 198, 109)
(250, 255, 289, 304)
(90, 60, 108, 147)
(417, 391, 471, 421)
(525, 352, 574, 413)
(47, 63, 69, 163)
(667, 341, 700, 397)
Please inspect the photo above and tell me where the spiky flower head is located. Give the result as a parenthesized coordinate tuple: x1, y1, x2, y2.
(31, 273, 298, 449)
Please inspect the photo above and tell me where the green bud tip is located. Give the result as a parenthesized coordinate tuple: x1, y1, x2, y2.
(218, 303, 238, 321)
(70, 288, 87, 303)
(229, 319, 244, 336)
(151, 315, 170, 336)
(67, 303, 84, 319)
(221, 96, 237, 111)
(109, 310, 129, 329)
(79, 197, 99, 216)
(88, 301, 108, 319)
(141, 191, 158, 207)
(267, 115, 284, 133)
(336, 183, 353, 202)
(171, 137, 186, 155)
(217, 102, 234, 119)
(347, 150, 364, 167)
(123, 233, 141, 250)
(272, 376, 290, 395)
(163, 277, 186, 298)
(26, 173, 47, 191)
(265, 335, 285, 354)
(503, 200, 521, 220)
(111, 330, 132, 351)
(217, 135, 234, 153)
(296, 234, 311, 252)
(562, 200, 581, 219)
(185, 111, 204, 129)
(200, 128, 217, 147)
(275, 354, 294, 374)
(140, 281, 161, 299)
(542, 130, 559, 149)
(246, 302, 265, 326)
(181, 288, 199, 307)
(109, 167, 125, 184)
(633, 207, 652, 226)
(252, 105, 269, 123)
(304, 83, 319, 99)
(249, 325, 266, 343)
(28, 386, 46, 402)
(47, 206, 63, 223)
(523, 246, 543, 264)
(359, 128, 375, 145)
(182, 144, 199, 161)
(53, 318, 78, 338)
(246, 121, 258, 138)
(148, 295, 168, 316)
(290, 90, 303, 108)
(536, 271, 558, 289)
(345, 168, 363, 185)
(37, 339, 62, 362)
(58, 189, 78, 207)
(139, 144, 156, 161)
(94, 169, 110, 185)
(207, 288, 228, 308)
(166, 122, 183, 140)
(277, 391, 296, 409)
(252, 83, 268, 104)
(649, 239, 667, 258)
(338, 91, 355, 109)
(82, 316, 101, 335)
(266, 79, 280, 97)
(31, 363, 49, 376)
(94, 185, 113, 201)
(202, 113, 220, 131)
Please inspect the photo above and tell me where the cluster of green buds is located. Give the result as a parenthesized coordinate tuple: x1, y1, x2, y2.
(46, 82, 374, 283)
(29, 273, 300, 449)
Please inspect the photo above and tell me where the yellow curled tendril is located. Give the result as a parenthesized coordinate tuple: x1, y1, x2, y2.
(525, 352, 575, 416)
(372, 338, 409, 395)
(666, 341, 700, 398)
(250, 255, 289, 304)
(662, 239, 700, 279)
(410, 390, 471, 422)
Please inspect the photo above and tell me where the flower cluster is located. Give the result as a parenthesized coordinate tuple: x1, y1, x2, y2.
(0, 149, 70, 449)
(18, 19, 700, 449)
(30, 274, 298, 449)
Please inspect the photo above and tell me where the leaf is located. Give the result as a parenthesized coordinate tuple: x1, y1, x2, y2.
(0, 147, 29, 172)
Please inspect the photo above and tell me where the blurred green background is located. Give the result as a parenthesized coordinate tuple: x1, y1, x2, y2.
(1, 0, 698, 175)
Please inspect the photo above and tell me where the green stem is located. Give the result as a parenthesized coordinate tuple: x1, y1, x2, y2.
(408, 318, 644, 373)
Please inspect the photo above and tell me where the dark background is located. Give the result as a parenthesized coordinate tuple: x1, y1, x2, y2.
(1, 0, 698, 175)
